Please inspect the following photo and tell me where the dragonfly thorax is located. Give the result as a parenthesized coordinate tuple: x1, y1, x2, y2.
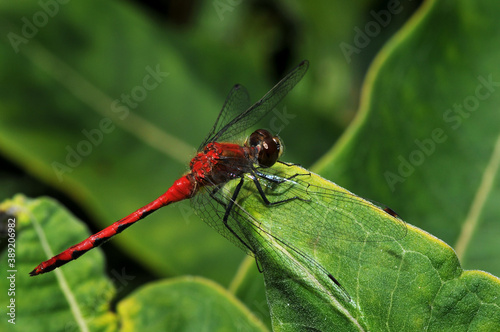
(188, 129, 282, 188)
(189, 142, 250, 186)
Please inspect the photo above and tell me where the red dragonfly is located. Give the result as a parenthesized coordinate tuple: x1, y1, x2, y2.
(30, 60, 405, 287)
(30, 60, 312, 276)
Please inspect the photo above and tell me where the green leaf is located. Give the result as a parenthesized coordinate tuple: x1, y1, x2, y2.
(0, 195, 117, 332)
(0, 195, 268, 332)
(117, 277, 268, 332)
(228, 163, 500, 331)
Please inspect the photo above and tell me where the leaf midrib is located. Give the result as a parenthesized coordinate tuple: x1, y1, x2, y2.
(454, 134, 500, 259)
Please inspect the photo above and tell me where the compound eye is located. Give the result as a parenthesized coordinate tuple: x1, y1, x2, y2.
(244, 129, 267, 147)
(245, 129, 283, 167)
(260, 134, 283, 167)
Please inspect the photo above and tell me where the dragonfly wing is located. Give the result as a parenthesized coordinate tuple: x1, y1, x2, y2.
(191, 180, 259, 255)
(199, 84, 251, 150)
(205, 60, 309, 146)
(191, 162, 407, 261)
(251, 165, 408, 244)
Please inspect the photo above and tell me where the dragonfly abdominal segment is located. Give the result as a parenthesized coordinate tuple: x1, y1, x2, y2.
(29, 175, 196, 276)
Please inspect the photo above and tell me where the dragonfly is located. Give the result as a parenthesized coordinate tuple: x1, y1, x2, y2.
(30, 61, 406, 292)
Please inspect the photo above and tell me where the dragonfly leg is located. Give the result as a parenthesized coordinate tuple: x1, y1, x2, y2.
(276, 160, 301, 167)
(251, 171, 310, 206)
(254, 168, 310, 185)
(217, 177, 256, 254)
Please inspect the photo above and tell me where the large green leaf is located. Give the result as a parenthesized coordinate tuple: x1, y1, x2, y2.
(226, 163, 500, 330)
(0, 195, 267, 332)
(117, 277, 268, 332)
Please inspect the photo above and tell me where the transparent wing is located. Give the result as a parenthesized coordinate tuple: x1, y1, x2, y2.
(191, 180, 257, 255)
(198, 84, 251, 151)
(199, 60, 309, 150)
(250, 165, 408, 243)
(191, 162, 407, 262)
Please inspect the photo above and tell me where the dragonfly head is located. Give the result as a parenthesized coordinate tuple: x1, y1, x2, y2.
(245, 129, 283, 167)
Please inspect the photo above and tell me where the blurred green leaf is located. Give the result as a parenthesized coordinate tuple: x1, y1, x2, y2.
(226, 163, 500, 330)
(117, 277, 268, 332)
(0, 195, 117, 332)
